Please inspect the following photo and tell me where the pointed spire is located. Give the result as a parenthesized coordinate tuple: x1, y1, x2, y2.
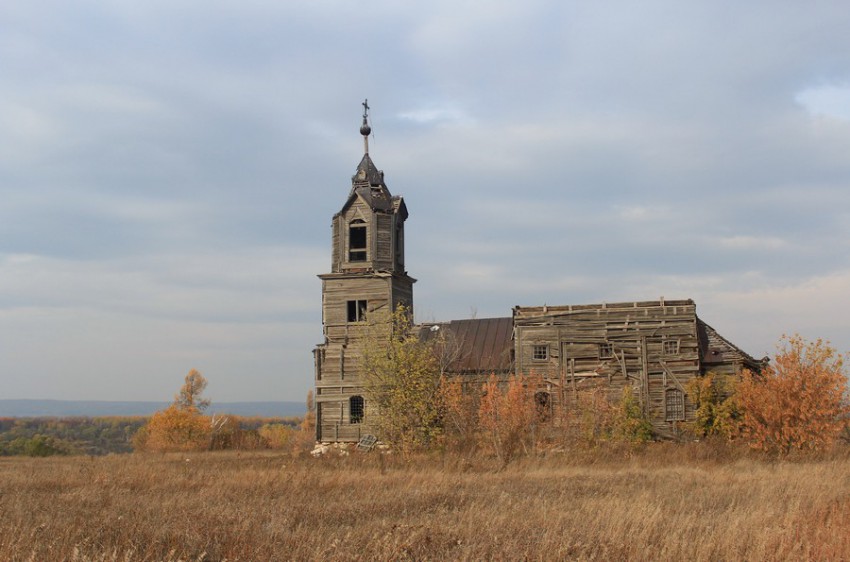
(360, 99, 371, 155)
(351, 99, 388, 194)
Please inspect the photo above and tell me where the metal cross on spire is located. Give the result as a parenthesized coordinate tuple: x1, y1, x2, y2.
(360, 98, 372, 154)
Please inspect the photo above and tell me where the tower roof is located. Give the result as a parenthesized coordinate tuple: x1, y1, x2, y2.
(353, 153, 385, 187)
(339, 99, 399, 213)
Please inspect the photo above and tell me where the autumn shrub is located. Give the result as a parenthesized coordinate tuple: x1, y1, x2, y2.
(438, 375, 480, 455)
(478, 373, 537, 465)
(135, 369, 213, 453)
(257, 423, 292, 449)
(736, 335, 849, 455)
(610, 386, 653, 443)
(208, 415, 264, 450)
(291, 391, 321, 454)
(564, 386, 617, 445)
(362, 305, 444, 454)
(137, 405, 211, 452)
(686, 372, 739, 439)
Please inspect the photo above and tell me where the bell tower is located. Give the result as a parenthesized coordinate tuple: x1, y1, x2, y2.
(313, 100, 415, 442)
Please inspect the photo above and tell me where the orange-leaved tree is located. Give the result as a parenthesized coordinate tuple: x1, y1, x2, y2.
(438, 375, 480, 455)
(174, 368, 211, 413)
(736, 335, 849, 455)
(478, 373, 537, 465)
(134, 369, 212, 452)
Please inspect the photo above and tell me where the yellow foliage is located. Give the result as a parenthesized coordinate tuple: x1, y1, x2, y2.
(135, 368, 213, 452)
(361, 305, 443, 454)
(139, 405, 211, 452)
(175, 368, 210, 413)
(258, 424, 292, 449)
(686, 373, 739, 439)
(610, 386, 653, 443)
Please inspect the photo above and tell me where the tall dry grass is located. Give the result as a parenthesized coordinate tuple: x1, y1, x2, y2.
(1, 445, 849, 561)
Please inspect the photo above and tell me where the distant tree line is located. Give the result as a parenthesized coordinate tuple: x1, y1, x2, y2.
(0, 417, 146, 456)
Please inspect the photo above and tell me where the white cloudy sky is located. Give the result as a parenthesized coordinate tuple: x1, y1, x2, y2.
(2, 1, 849, 402)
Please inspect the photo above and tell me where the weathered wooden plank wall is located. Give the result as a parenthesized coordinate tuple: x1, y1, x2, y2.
(513, 300, 701, 435)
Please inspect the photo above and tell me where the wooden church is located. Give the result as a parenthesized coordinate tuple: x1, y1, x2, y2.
(313, 103, 763, 442)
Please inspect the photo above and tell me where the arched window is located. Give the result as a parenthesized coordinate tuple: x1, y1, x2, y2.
(348, 219, 367, 262)
(665, 388, 684, 421)
(349, 395, 364, 424)
(534, 391, 552, 422)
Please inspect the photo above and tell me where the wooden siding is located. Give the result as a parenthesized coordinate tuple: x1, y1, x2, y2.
(316, 187, 413, 443)
(313, 387, 377, 442)
(375, 213, 393, 270)
(513, 300, 701, 435)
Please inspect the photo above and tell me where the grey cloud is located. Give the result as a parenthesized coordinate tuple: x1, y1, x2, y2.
(2, 1, 850, 401)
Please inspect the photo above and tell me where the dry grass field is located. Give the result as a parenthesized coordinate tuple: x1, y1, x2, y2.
(1, 445, 849, 561)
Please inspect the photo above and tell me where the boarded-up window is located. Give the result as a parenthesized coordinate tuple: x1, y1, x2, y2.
(665, 388, 684, 421)
(347, 300, 367, 322)
(533, 345, 548, 361)
(350, 395, 364, 424)
(599, 342, 613, 359)
(349, 219, 367, 262)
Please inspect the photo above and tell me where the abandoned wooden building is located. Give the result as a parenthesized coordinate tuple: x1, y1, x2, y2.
(313, 103, 762, 442)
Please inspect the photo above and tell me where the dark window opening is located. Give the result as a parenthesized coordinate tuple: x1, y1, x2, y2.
(350, 395, 364, 424)
(599, 342, 614, 359)
(349, 219, 367, 262)
(665, 388, 684, 421)
(533, 345, 548, 361)
(347, 300, 367, 322)
(535, 391, 552, 422)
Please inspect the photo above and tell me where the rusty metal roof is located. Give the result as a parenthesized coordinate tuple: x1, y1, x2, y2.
(422, 317, 514, 374)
